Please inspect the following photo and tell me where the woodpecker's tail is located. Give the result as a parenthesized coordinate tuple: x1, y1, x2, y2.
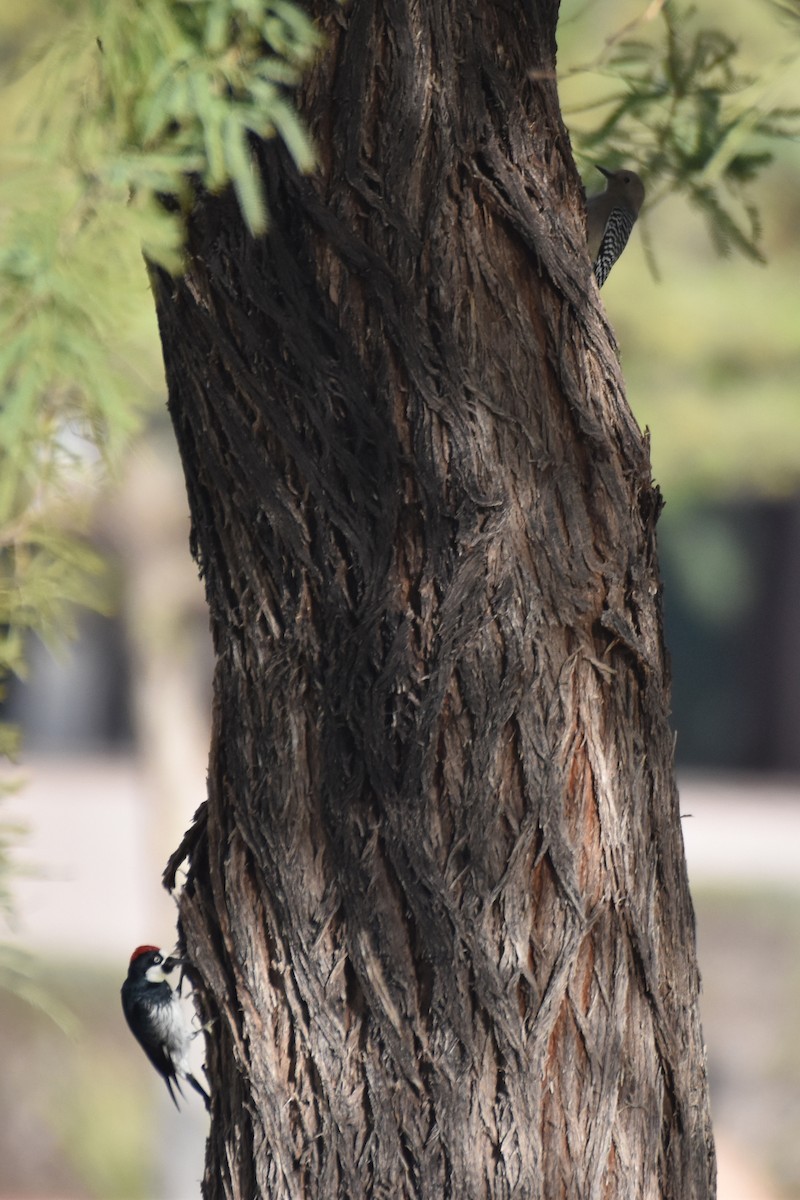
(186, 1071, 211, 1111)
(165, 1075, 185, 1111)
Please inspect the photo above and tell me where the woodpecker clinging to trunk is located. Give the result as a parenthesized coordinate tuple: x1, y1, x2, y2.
(586, 165, 645, 287)
(121, 945, 210, 1110)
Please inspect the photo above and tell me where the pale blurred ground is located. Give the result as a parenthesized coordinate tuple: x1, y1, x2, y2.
(717, 1134, 786, 1200)
(679, 775, 800, 887)
(3, 756, 193, 960)
(2, 758, 798, 1199)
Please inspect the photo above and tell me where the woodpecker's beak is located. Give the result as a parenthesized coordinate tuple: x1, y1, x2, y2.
(163, 955, 187, 973)
(144, 954, 187, 986)
(596, 165, 612, 180)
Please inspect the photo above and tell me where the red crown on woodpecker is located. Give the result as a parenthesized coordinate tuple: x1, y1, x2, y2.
(129, 944, 162, 964)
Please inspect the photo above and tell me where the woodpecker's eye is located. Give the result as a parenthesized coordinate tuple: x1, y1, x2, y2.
(153, 953, 162, 964)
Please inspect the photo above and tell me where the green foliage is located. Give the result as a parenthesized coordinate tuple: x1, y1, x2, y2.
(560, 0, 800, 500)
(0, 153, 127, 778)
(93, 0, 321, 245)
(566, 2, 800, 263)
(0, 0, 321, 773)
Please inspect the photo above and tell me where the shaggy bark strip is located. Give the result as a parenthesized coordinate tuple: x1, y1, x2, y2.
(157, 2, 715, 1197)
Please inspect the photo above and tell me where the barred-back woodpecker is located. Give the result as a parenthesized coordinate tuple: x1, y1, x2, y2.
(586, 165, 645, 287)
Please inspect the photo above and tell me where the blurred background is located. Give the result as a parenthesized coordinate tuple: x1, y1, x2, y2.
(1, 0, 800, 1197)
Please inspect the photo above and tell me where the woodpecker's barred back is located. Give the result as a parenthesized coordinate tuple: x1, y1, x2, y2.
(586, 166, 645, 287)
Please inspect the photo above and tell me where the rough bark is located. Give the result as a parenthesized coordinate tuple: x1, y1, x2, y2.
(155, 2, 716, 1197)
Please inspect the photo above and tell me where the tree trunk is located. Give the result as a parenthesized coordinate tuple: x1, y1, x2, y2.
(154, 2, 716, 1197)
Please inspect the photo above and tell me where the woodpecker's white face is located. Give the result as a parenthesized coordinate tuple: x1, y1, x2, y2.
(143, 949, 180, 985)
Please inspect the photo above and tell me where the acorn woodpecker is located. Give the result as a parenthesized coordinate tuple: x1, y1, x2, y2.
(121, 945, 210, 1110)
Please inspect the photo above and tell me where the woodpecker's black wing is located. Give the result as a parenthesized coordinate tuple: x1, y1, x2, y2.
(164, 1075, 186, 1110)
(121, 980, 183, 1105)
